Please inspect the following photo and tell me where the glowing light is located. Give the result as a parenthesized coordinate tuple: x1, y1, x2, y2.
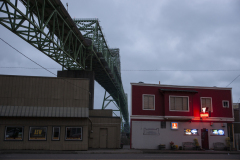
(202, 107, 206, 113)
(200, 112, 209, 118)
(213, 130, 218, 135)
(191, 129, 198, 134)
(171, 122, 178, 129)
(218, 130, 224, 135)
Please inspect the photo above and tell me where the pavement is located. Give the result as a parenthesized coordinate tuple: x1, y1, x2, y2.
(0, 145, 240, 154)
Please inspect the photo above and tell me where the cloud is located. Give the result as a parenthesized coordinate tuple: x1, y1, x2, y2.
(0, 0, 239, 119)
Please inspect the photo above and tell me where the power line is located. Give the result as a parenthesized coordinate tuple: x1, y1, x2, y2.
(0, 37, 90, 94)
(0, 67, 60, 69)
(226, 73, 240, 87)
(122, 69, 240, 72)
(1, 67, 240, 72)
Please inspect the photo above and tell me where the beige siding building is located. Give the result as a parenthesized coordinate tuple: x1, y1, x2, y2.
(0, 75, 121, 150)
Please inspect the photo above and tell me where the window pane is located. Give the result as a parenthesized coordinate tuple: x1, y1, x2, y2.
(170, 97, 188, 111)
(52, 127, 60, 140)
(148, 96, 154, 109)
(170, 97, 175, 110)
(5, 127, 23, 140)
(29, 127, 47, 140)
(183, 97, 188, 110)
(66, 127, 82, 140)
(202, 98, 211, 111)
(206, 98, 211, 111)
(144, 96, 149, 109)
(175, 97, 183, 110)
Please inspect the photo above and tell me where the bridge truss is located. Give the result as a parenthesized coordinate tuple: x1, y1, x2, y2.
(0, 0, 129, 128)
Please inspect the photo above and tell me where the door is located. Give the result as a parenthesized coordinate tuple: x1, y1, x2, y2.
(100, 128, 107, 148)
(201, 128, 209, 150)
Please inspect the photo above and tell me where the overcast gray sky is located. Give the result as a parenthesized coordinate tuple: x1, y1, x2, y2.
(0, 0, 240, 119)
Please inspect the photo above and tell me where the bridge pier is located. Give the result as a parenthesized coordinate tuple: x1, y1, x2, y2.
(57, 70, 95, 110)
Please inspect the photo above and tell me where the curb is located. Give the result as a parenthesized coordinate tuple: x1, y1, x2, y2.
(0, 150, 239, 154)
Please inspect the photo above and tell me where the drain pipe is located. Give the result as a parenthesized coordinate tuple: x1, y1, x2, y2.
(88, 117, 93, 133)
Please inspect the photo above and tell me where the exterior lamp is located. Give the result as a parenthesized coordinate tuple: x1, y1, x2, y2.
(202, 107, 206, 113)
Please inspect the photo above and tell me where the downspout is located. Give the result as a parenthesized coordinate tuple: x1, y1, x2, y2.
(88, 117, 93, 133)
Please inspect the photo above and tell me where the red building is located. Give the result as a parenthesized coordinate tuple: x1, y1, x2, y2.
(130, 83, 234, 149)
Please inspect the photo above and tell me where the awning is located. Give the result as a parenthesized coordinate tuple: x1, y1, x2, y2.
(0, 106, 89, 118)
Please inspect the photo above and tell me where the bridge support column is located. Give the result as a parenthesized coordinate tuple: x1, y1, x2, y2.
(57, 70, 95, 110)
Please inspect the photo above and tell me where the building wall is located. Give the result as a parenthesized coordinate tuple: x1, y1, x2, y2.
(131, 84, 233, 119)
(131, 120, 227, 149)
(0, 117, 89, 150)
(89, 117, 121, 148)
(234, 108, 240, 133)
(89, 109, 113, 117)
(0, 75, 89, 108)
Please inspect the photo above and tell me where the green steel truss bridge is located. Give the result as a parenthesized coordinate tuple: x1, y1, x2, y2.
(0, 0, 129, 128)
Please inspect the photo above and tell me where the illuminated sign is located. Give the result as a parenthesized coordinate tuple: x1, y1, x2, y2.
(211, 129, 225, 136)
(184, 129, 198, 135)
(200, 112, 209, 118)
(171, 122, 178, 130)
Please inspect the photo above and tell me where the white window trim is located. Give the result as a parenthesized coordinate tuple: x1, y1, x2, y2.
(169, 95, 190, 112)
(222, 100, 229, 108)
(142, 94, 155, 110)
(200, 97, 213, 112)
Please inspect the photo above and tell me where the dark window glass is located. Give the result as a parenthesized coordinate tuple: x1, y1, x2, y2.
(52, 127, 60, 140)
(65, 127, 82, 140)
(5, 127, 23, 140)
(161, 121, 166, 128)
(29, 127, 47, 140)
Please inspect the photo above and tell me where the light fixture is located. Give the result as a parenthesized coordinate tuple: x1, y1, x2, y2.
(202, 107, 206, 113)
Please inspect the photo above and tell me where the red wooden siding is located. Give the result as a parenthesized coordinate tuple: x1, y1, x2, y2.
(131, 84, 233, 119)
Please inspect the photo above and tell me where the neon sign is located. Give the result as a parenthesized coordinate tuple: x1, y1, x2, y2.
(184, 129, 198, 135)
(211, 129, 224, 136)
(171, 122, 178, 130)
(200, 112, 209, 118)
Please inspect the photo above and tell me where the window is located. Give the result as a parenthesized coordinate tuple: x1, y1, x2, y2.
(143, 94, 155, 110)
(201, 97, 212, 112)
(170, 96, 189, 111)
(223, 101, 229, 108)
(29, 127, 47, 140)
(52, 127, 60, 141)
(184, 129, 199, 135)
(65, 127, 82, 140)
(5, 127, 23, 140)
(210, 129, 225, 136)
(161, 121, 166, 129)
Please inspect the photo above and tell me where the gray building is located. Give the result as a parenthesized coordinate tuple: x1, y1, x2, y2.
(0, 75, 121, 150)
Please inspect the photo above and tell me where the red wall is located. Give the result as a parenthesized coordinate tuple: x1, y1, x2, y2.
(131, 85, 233, 118)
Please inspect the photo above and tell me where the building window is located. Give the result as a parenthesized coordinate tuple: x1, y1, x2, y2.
(161, 121, 166, 128)
(222, 101, 229, 108)
(170, 96, 189, 111)
(142, 94, 155, 110)
(201, 97, 212, 112)
(5, 127, 23, 140)
(65, 127, 82, 140)
(210, 129, 225, 136)
(29, 127, 47, 140)
(52, 127, 60, 141)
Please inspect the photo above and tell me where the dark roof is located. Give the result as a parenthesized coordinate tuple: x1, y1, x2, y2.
(159, 89, 198, 93)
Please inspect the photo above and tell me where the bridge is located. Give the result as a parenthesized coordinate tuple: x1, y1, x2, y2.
(0, 0, 129, 128)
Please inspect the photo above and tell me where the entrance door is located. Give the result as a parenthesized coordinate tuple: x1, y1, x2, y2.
(100, 128, 107, 148)
(201, 129, 209, 150)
